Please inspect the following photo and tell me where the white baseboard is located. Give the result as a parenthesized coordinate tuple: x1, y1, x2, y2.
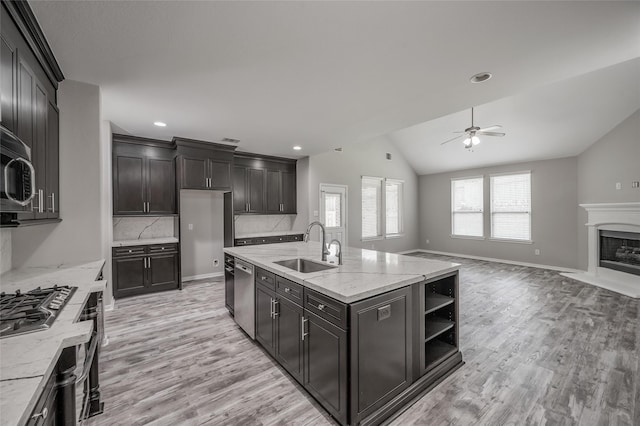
(182, 272, 224, 282)
(399, 249, 582, 274)
(104, 299, 115, 312)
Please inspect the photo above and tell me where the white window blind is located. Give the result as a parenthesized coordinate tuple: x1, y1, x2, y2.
(324, 193, 341, 228)
(491, 172, 531, 241)
(362, 177, 383, 239)
(451, 177, 484, 237)
(385, 180, 403, 236)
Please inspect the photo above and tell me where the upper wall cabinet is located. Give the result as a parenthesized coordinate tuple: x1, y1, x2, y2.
(112, 135, 177, 216)
(175, 138, 236, 191)
(1, 1, 64, 226)
(234, 153, 296, 215)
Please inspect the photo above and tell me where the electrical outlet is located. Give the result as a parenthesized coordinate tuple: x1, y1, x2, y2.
(213, 259, 219, 267)
(632, 181, 640, 188)
(616, 182, 622, 190)
(188, 224, 193, 231)
(534, 249, 540, 256)
(425, 239, 430, 244)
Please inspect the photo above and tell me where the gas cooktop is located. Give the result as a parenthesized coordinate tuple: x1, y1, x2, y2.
(0, 285, 77, 338)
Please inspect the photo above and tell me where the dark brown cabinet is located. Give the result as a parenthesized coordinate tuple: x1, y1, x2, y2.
(304, 311, 348, 425)
(1, 2, 63, 226)
(112, 243, 179, 298)
(175, 138, 235, 191)
(234, 153, 296, 214)
(255, 283, 276, 356)
(112, 135, 176, 216)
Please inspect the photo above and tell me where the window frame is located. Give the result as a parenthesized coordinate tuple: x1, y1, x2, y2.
(450, 175, 485, 239)
(361, 176, 405, 241)
(489, 171, 532, 243)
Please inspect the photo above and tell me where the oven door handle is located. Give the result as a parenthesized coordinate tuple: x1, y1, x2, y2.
(75, 332, 99, 385)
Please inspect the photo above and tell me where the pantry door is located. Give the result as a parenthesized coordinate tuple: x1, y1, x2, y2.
(319, 184, 347, 253)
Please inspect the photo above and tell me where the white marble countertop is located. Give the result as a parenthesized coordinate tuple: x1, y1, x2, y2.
(235, 230, 305, 239)
(224, 242, 459, 303)
(0, 260, 106, 426)
(112, 237, 179, 247)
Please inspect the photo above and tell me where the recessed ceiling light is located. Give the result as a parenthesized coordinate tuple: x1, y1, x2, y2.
(293, 146, 302, 151)
(469, 72, 492, 83)
(153, 121, 167, 127)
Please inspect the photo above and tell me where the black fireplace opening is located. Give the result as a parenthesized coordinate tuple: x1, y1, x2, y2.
(599, 230, 640, 276)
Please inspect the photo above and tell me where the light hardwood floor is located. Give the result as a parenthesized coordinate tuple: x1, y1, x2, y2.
(88, 254, 639, 426)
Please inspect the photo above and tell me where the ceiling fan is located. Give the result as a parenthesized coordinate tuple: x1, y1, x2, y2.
(440, 107, 505, 150)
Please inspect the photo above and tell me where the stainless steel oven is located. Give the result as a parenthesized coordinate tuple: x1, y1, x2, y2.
(0, 124, 36, 213)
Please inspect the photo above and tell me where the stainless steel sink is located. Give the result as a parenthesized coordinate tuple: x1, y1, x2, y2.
(274, 258, 337, 273)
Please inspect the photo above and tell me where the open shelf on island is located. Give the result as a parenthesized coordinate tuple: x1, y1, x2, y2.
(424, 294, 454, 314)
(424, 339, 458, 369)
(424, 319, 455, 342)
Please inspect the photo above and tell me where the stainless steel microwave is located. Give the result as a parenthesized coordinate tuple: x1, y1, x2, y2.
(1, 124, 36, 213)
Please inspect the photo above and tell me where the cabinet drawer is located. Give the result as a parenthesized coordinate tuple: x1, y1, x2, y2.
(276, 276, 303, 305)
(255, 267, 276, 291)
(304, 288, 348, 329)
(148, 243, 178, 253)
(113, 246, 146, 257)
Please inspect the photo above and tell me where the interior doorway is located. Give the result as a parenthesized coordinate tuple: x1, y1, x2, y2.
(319, 184, 348, 253)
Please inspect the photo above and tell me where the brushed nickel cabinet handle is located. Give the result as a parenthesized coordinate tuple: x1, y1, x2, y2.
(273, 300, 279, 317)
(48, 193, 56, 213)
(31, 407, 48, 421)
(301, 316, 308, 341)
(284, 287, 290, 293)
(270, 298, 274, 319)
(317, 304, 325, 311)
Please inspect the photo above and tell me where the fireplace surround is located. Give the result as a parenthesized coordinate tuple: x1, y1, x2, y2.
(562, 202, 640, 298)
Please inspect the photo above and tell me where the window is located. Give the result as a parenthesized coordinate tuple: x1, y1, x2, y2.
(385, 179, 403, 236)
(324, 192, 342, 228)
(362, 177, 383, 239)
(362, 176, 404, 239)
(451, 177, 484, 237)
(490, 172, 531, 241)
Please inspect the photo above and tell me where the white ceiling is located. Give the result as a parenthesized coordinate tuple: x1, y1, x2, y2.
(31, 1, 640, 166)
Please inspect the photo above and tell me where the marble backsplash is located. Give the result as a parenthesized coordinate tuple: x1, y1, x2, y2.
(234, 215, 296, 236)
(0, 229, 11, 274)
(113, 217, 176, 241)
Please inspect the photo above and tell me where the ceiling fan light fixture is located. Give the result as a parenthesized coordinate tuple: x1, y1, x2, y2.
(463, 137, 472, 148)
(471, 136, 480, 145)
(470, 72, 492, 83)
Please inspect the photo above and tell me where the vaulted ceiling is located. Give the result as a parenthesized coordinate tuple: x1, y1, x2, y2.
(31, 1, 640, 172)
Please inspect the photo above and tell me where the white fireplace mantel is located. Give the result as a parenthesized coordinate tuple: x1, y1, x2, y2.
(562, 202, 640, 298)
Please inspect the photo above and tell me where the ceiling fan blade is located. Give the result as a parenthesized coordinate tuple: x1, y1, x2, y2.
(440, 134, 466, 145)
(477, 131, 506, 137)
(478, 125, 502, 132)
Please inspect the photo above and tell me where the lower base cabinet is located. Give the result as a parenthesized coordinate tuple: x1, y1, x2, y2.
(251, 268, 461, 426)
(112, 243, 179, 298)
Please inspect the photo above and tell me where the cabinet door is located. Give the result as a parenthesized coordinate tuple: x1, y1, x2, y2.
(232, 166, 247, 213)
(281, 171, 296, 213)
(265, 170, 281, 213)
(304, 312, 348, 425)
(209, 159, 231, 190)
(113, 256, 147, 298)
(33, 85, 47, 219)
(255, 284, 275, 357)
(113, 154, 145, 214)
(224, 271, 234, 314)
(247, 168, 265, 213)
(45, 101, 59, 218)
(275, 297, 304, 383)
(0, 32, 16, 132)
(180, 156, 208, 189)
(147, 158, 175, 214)
(148, 252, 179, 291)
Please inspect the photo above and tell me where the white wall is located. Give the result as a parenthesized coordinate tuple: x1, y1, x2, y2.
(12, 80, 106, 270)
(180, 190, 225, 280)
(0, 230, 11, 274)
(306, 136, 419, 253)
(419, 157, 579, 269)
(576, 109, 640, 269)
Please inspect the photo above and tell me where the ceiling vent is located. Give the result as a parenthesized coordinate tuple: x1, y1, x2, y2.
(470, 72, 492, 83)
(221, 137, 240, 144)
(334, 147, 343, 152)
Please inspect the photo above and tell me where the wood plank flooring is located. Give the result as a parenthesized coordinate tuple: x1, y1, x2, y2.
(87, 254, 639, 426)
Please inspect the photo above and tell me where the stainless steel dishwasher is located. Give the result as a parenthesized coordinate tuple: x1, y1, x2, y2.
(234, 260, 255, 339)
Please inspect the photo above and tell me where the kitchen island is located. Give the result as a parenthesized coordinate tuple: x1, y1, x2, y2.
(224, 241, 463, 426)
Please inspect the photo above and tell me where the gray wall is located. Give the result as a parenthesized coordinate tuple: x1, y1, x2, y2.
(576, 109, 640, 269)
(180, 190, 225, 280)
(11, 80, 105, 269)
(419, 157, 579, 269)
(0, 230, 11, 274)
(306, 135, 419, 253)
